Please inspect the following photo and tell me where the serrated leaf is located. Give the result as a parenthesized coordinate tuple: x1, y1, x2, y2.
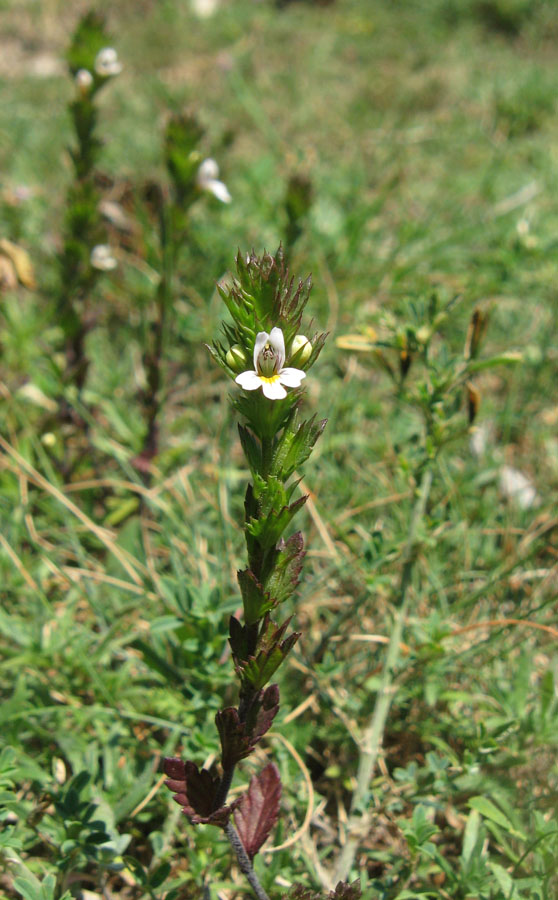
(286, 881, 361, 900)
(163, 758, 235, 826)
(246, 494, 308, 550)
(216, 685, 279, 769)
(263, 531, 305, 607)
(238, 425, 262, 476)
(234, 763, 281, 859)
(271, 410, 327, 482)
(328, 883, 362, 900)
(237, 568, 273, 625)
(237, 617, 300, 689)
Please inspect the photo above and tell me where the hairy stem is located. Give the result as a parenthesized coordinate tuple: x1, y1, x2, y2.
(224, 821, 271, 900)
(213, 764, 235, 811)
(260, 435, 273, 477)
(332, 467, 433, 884)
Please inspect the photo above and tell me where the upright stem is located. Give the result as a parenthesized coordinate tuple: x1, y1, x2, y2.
(141, 205, 173, 473)
(332, 467, 433, 884)
(213, 765, 235, 811)
(224, 822, 271, 900)
(261, 435, 273, 477)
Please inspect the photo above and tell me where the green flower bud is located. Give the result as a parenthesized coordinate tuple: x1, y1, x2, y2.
(291, 334, 312, 365)
(225, 344, 247, 372)
(416, 325, 432, 346)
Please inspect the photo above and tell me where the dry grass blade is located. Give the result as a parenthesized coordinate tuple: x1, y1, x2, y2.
(0, 435, 147, 586)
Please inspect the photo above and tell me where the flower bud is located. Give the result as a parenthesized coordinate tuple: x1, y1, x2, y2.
(399, 349, 412, 378)
(466, 381, 480, 424)
(291, 334, 312, 365)
(464, 307, 489, 360)
(416, 325, 431, 346)
(225, 344, 247, 372)
(75, 68, 93, 97)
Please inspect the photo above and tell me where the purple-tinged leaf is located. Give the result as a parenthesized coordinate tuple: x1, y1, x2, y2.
(229, 615, 258, 665)
(234, 615, 300, 690)
(234, 763, 281, 860)
(328, 882, 362, 900)
(263, 531, 305, 607)
(285, 881, 361, 900)
(216, 685, 280, 769)
(238, 568, 274, 626)
(162, 758, 236, 827)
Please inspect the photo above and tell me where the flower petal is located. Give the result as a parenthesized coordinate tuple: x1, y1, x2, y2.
(268, 327, 285, 370)
(198, 159, 219, 183)
(235, 371, 262, 391)
(261, 379, 287, 400)
(253, 332, 269, 370)
(279, 367, 306, 388)
(206, 179, 231, 204)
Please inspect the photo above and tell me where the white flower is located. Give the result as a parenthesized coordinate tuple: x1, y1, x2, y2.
(235, 327, 306, 400)
(191, 0, 220, 17)
(75, 68, 93, 95)
(499, 465, 539, 510)
(94, 47, 122, 78)
(469, 421, 492, 459)
(196, 158, 231, 204)
(90, 244, 117, 271)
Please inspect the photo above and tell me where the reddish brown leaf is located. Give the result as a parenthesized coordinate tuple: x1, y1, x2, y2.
(162, 757, 236, 827)
(216, 684, 280, 769)
(234, 762, 281, 859)
(285, 881, 361, 900)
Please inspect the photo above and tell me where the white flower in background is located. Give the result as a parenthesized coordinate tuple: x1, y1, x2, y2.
(469, 421, 492, 459)
(90, 244, 117, 271)
(499, 465, 539, 510)
(75, 68, 93, 95)
(196, 158, 231, 204)
(191, 0, 220, 18)
(94, 47, 122, 77)
(235, 327, 306, 400)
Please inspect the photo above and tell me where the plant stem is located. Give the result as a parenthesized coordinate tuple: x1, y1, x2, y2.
(213, 764, 235, 811)
(261, 436, 273, 477)
(332, 467, 433, 885)
(141, 205, 173, 476)
(224, 821, 271, 900)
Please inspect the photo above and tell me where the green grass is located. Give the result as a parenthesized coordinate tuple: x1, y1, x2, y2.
(1, 0, 558, 898)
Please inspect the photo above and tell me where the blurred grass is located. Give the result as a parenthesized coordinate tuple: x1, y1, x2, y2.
(1, 0, 558, 896)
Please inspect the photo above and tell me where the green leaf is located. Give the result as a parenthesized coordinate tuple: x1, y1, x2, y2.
(466, 352, 522, 373)
(238, 568, 274, 626)
(461, 809, 481, 865)
(148, 861, 171, 888)
(66, 11, 110, 75)
(13, 878, 42, 900)
(468, 796, 526, 841)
